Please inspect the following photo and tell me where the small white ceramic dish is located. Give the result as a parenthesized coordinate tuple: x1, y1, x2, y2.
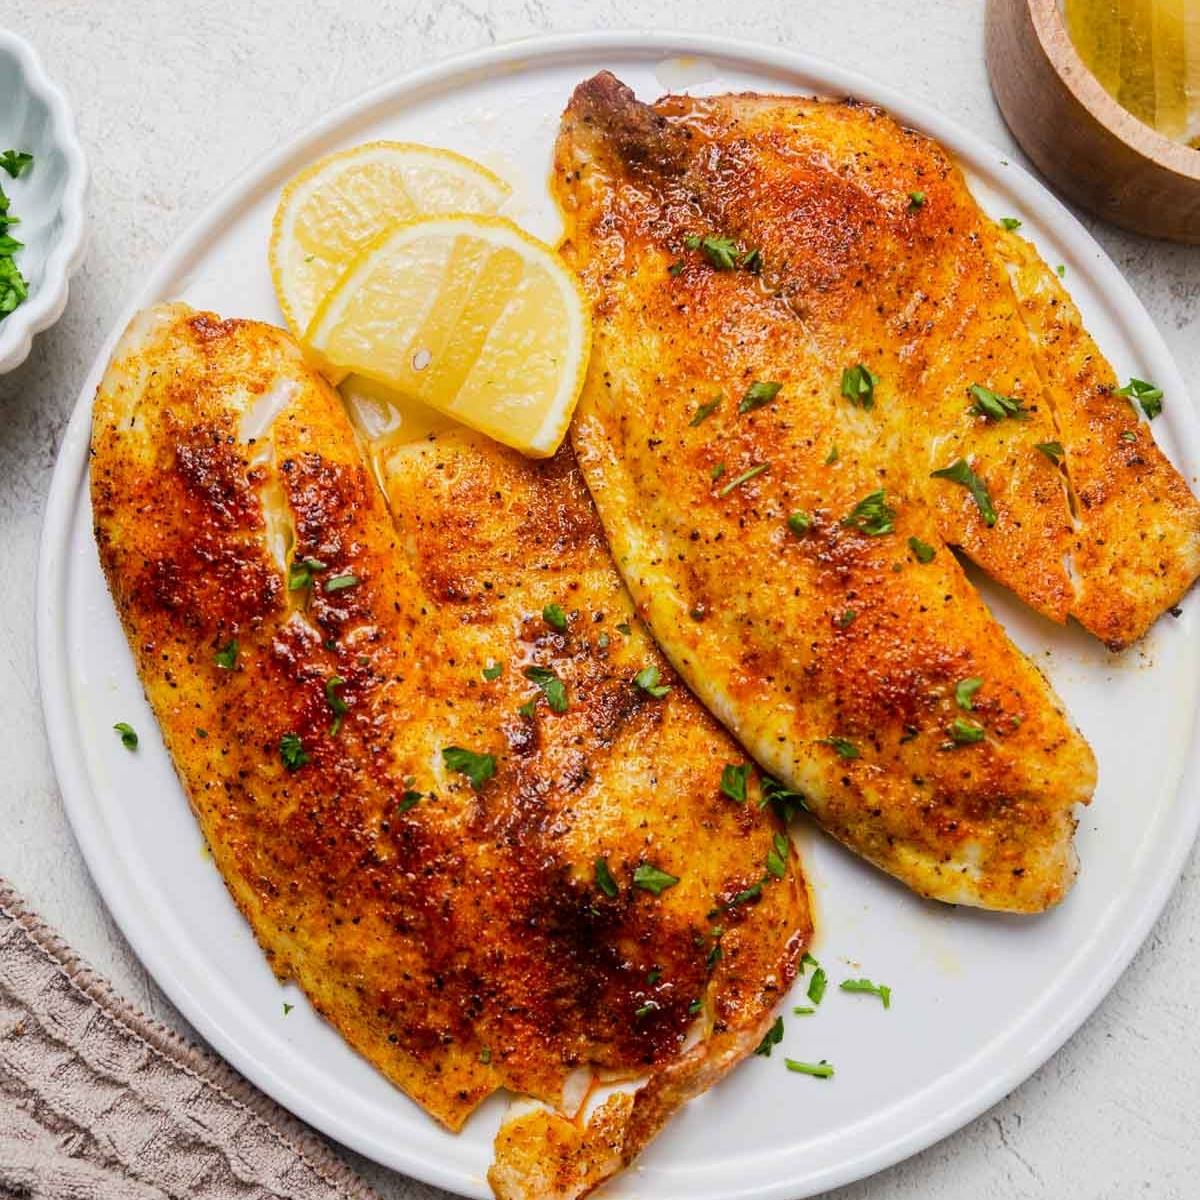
(0, 29, 87, 374)
(36, 32, 1200, 1200)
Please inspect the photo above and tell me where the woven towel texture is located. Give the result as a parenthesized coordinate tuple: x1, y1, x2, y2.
(0, 881, 382, 1200)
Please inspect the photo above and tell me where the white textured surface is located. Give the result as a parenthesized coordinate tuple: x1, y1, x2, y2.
(2, 3, 1198, 1198)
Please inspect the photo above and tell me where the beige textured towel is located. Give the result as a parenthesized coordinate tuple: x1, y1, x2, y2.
(0, 881, 381, 1200)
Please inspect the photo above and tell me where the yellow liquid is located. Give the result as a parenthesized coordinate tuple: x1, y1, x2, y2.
(1065, 0, 1200, 145)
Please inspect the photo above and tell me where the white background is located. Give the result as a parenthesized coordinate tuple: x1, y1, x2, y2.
(3, 4, 1199, 1199)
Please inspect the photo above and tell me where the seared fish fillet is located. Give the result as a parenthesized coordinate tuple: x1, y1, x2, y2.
(92, 304, 810, 1200)
(555, 74, 1108, 912)
(557, 74, 1200, 649)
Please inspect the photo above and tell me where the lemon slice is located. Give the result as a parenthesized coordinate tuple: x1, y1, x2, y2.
(270, 142, 510, 338)
(306, 215, 591, 458)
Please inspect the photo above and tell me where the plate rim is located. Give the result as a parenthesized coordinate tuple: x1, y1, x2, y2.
(35, 28, 1200, 1200)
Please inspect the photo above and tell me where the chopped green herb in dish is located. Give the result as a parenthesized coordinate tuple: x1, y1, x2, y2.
(523, 664, 568, 713)
(634, 663, 671, 698)
(113, 722, 138, 751)
(739, 380, 782, 414)
(442, 745, 496, 790)
(931, 459, 997, 527)
(999, 216, 1022, 231)
(542, 602, 568, 632)
(690, 395, 721, 426)
(632, 862, 679, 895)
(840, 363, 879, 409)
(753, 1015, 784, 1056)
(908, 190, 926, 209)
(840, 977, 892, 1008)
(482, 660, 503, 681)
(785, 1058, 834, 1079)
(908, 536, 936, 563)
(842, 489, 895, 536)
(595, 856, 619, 898)
(0, 150, 32, 179)
(788, 510, 812, 536)
(214, 639, 238, 670)
(1035, 441, 1064, 464)
(949, 716, 986, 745)
(280, 732, 309, 771)
(0, 171, 30, 321)
(324, 572, 359, 592)
(955, 677, 983, 710)
(806, 966, 828, 1005)
(718, 462, 769, 497)
(1117, 377, 1163, 420)
(969, 383, 1025, 421)
(820, 736, 860, 760)
(720, 762, 749, 804)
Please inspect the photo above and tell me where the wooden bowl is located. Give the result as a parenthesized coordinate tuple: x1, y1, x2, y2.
(986, 0, 1200, 243)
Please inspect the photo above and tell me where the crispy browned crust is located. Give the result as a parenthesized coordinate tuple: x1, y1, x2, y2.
(555, 73, 1098, 912)
(91, 304, 810, 1198)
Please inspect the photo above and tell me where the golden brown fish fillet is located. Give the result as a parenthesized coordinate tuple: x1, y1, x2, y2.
(91, 304, 810, 1199)
(555, 73, 1100, 912)
(556, 73, 1200, 647)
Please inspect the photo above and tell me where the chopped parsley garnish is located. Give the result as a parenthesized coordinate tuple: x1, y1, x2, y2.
(397, 790, 422, 814)
(949, 716, 985, 745)
(908, 190, 926, 209)
(280, 732, 309, 771)
(442, 745, 496, 790)
(324, 675, 349, 736)
(479, 1047, 492, 1064)
(517, 699, 537, 718)
(632, 862, 679, 895)
(283, 1002, 294, 1016)
(841, 489, 895, 536)
(113, 722, 138, 751)
(214, 639, 238, 670)
(688, 998, 704, 1015)
(718, 462, 769, 497)
(788, 511, 812, 536)
(287, 555, 327, 591)
(685, 233, 739, 270)
(616, 622, 632, 635)
(840, 363, 879, 409)
(807, 966, 828, 1005)
(711, 463, 726, 481)
(634, 664, 671, 699)
(739, 380, 782, 414)
(931, 459, 997, 527)
(840, 977, 892, 1008)
(542, 602, 568, 632)
(1035, 441, 1064, 463)
(761, 775, 807, 821)
(635, 1000, 661, 1019)
(1056, 263, 1066, 278)
(523, 664, 568, 713)
(969, 383, 1026, 421)
(647, 968, 662, 984)
(595, 857, 619, 897)
(728, 880, 764, 907)
(766, 832, 789, 879)
(785, 1058, 834, 1078)
(955, 677, 983, 710)
(908, 535, 936, 563)
(482, 661, 503, 681)
(668, 259, 685, 277)
(1117, 377, 1164, 420)
(836, 608, 857, 629)
(0, 150, 32, 179)
(0, 181, 28, 320)
(324, 573, 359, 593)
(690, 395, 721, 426)
(999, 216, 1022, 231)
(720, 763, 749, 804)
(820, 736, 860, 760)
(792, 1005, 815, 1016)
(825, 445, 839, 465)
(800, 951, 820, 972)
(754, 1015, 784, 1056)
(741, 247, 763, 273)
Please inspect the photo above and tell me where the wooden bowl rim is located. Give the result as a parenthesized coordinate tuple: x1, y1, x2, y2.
(1028, 0, 1200, 181)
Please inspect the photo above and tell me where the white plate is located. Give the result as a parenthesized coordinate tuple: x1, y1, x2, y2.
(36, 32, 1200, 1200)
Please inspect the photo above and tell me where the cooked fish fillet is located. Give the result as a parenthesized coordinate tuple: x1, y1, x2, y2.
(91, 304, 811, 1199)
(555, 73, 1104, 912)
(557, 73, 1200, 648)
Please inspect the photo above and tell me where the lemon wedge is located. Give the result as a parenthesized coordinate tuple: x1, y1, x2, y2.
(269, 142, 510, 338)
(305, 215, 591, 458)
